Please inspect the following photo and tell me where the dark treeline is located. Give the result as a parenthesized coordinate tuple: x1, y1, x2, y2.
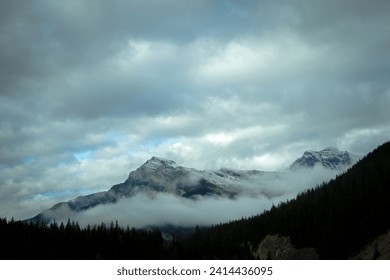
(1, 141, 390, 259)
(0, 219, 165, 259)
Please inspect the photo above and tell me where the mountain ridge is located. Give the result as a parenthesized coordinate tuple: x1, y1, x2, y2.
(26, 147, 359, 225)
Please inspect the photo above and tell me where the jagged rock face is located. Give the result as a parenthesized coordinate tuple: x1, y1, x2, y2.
(290, 147, 359, 170)
(109, 157, 251, 198)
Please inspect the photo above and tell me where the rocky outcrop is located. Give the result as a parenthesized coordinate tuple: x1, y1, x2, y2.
(351, 229, 390, 260)
(253, 234, 318, 260)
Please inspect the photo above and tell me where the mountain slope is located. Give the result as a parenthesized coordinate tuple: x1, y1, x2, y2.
(109, 156, 266, 198)
(179, 142, 390, 259)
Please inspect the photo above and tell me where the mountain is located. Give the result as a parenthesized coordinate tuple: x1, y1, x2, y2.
(109, 156, 267, 198)
(180, 142, 390, 259)
(27, 156, 278, 224)
(289, 147, 359, 170)
(27, 149, 357, 225)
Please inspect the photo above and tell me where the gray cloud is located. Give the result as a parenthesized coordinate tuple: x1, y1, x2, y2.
(1, 0, 390, 220)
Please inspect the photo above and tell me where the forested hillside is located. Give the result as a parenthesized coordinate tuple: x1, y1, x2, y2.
(174, 141, 390, 259)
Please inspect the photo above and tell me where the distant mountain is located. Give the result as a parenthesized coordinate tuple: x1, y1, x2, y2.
(26, 157, 278, 224)
(109, 156, 268, 199)
(26, 149, 357, 225)
(289, 147, 359, 170)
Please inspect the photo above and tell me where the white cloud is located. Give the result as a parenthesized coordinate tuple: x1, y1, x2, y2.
(51, 165, 341, 228)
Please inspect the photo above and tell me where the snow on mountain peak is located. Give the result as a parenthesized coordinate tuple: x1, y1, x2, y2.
(139, 156, 178, 171)
(290, 147, 358, 170)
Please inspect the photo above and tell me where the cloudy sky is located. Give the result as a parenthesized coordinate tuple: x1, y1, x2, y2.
(1, 0, 390, 220)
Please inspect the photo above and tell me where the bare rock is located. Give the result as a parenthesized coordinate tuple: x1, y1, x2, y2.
(253, 234, 318, 260)
(352, 229, 390, 260)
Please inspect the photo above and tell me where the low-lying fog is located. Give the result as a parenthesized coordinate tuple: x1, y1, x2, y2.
(53, 166, 343, 228)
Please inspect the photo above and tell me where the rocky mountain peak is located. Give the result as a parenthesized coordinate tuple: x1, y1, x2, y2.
(139, 157, 178, 171)
(290, 147, 358, 170)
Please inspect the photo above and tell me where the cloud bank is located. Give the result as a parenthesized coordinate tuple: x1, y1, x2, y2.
(53, 166, 341, 228)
